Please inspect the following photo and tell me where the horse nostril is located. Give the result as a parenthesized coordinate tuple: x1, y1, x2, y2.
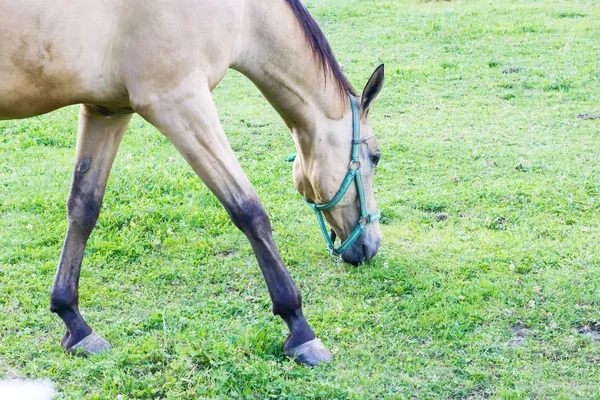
(362, 242, 380, 262)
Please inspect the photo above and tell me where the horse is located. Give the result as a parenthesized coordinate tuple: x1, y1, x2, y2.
(0, 0, 385, 366)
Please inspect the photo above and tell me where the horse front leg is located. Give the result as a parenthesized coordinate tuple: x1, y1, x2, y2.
(50, 105, 131, 354)
(135, 82, 332, 366)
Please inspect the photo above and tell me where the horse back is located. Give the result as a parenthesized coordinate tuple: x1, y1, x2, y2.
(0, 0, 243, 120)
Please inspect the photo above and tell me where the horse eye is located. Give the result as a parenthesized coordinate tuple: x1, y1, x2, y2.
(371, 153, 381, 166)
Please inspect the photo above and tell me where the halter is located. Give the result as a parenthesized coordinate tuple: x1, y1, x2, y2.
(302, 93, 381, 260)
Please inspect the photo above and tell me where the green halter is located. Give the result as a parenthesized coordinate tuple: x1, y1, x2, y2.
(302, 93, 381, 258)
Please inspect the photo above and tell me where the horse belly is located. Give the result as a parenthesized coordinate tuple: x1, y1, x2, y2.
(0, 1, 121, 120)
(0, 59, 85, 120)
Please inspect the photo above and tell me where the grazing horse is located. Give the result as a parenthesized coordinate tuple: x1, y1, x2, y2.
(0, 0, 384, 366)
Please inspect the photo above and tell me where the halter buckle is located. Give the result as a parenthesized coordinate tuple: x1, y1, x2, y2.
(352, 134, 376, 144)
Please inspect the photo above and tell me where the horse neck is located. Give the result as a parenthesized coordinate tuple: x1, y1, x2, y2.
(231, 0, 349, 146)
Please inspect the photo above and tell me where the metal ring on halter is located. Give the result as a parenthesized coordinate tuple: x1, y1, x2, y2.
(348, 160, 361, 170)
(329, 247, 343, 263)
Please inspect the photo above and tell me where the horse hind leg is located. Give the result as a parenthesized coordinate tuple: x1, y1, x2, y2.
(50, 105, 131, 354)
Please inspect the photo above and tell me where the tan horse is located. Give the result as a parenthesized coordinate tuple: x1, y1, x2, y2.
(0, 0, 384, 366)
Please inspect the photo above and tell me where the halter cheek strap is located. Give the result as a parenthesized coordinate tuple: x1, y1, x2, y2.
(303, 93, 380, 258)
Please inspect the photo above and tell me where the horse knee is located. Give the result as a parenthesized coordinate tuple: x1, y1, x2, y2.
(227, 199, 272, 240)
(66, 188, 101, 235)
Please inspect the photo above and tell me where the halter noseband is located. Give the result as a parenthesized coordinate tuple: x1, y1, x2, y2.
(303, 93, 381, 259)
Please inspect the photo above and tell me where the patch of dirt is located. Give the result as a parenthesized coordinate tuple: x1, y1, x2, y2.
(215, 250, 237, 259)
(434, 212, 448, 221)
(503, 67, 523, 74)
(226, 285, 241, 294)
(488, 217, 506, 230)
(510, 325, 532, 346)
(514, 160, 529, 171)
(461, 387, 491, 400)
(578, 324, 600, 342)
(576, 113, 600, 120)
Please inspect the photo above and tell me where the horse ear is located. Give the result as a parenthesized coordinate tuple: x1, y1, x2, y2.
(361, 64, 385, 116)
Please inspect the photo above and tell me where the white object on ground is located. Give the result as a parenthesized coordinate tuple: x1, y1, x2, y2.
(0, 379, 56, 400)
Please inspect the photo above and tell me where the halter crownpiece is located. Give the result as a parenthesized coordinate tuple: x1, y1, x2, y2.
(303, 93, 381, 259)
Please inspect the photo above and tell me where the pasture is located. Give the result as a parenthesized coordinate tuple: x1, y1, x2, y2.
(1, 0, 600, 398)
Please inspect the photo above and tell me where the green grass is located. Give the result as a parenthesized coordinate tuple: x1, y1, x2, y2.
(2, 0, 600, 398)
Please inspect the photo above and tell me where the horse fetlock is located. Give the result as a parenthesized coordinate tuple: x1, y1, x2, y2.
(272, 292, 303, 319)
(50, 298, 94, 349)
(49, 289, 77, 316)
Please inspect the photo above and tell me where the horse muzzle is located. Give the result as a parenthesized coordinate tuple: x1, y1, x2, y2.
(341, 232, 382, 266)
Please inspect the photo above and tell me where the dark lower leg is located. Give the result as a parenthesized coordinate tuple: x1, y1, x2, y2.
(252, 241, 316, 349)
(50, 225, 94, 349)
(227, 199, 316, 349)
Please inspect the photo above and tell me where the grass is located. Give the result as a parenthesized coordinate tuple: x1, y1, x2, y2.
(1, 0, 600, 398)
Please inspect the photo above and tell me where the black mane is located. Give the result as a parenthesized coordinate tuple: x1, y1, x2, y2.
(285, 0, 358, 96)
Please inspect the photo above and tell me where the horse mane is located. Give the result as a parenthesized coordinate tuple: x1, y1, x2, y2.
(284, 0, 358, 97)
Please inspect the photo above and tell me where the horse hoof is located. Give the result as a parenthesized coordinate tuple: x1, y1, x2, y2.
(284, 338, 333, 367)
(66, 332, 111, 356)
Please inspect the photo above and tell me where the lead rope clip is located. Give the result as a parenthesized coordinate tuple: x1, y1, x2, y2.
(329, 248, 343, 263)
